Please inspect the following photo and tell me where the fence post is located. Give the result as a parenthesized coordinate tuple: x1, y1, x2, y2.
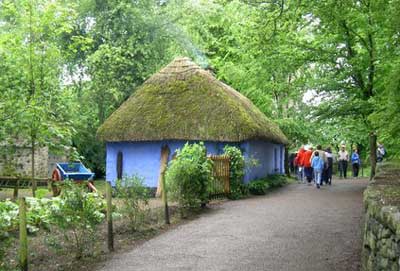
(19, 197, 28, 271)
(106, 182, 114, 252)
(225, 156, 230, 195)
(161, 170, 170, 224)
(13, 178, 19, 199)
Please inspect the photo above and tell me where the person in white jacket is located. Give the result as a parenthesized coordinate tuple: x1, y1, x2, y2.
(338, 145, 349, 179)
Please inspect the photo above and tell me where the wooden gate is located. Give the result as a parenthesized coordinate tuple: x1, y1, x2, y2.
(209, 155, 230, 199)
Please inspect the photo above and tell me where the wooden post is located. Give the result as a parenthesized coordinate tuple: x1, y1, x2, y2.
(225, 156, 230, 195)
(19, 197, 28, 271)
(106, 182, 114, 252)
(14, 178, 19, 199)
(161, 169, 170, 224)
(370, 132, 377, 180)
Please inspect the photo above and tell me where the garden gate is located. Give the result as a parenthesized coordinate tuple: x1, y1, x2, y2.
(208, 155, 230, 199)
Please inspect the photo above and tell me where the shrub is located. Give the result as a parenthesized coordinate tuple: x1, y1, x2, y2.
(25, 197, 53, 233)
(115, 175, 150, 231)
(266, 175, 287, 188)
(248, 180, 270, 195)
(49, 181, 105, 259)
(0, 200, 18, 269)
(248, 175, 288, 195)
(223, 146, 246, 199)
(166, 142, 213, 210)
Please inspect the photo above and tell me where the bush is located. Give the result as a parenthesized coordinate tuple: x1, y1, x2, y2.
(166, 142, 213, 210)
(266, 175, 287, 188)
(115, 175, 150, 231)
(223, 146, 247, 199)
(25, 197, 53, 233)
(0, 197, 59, 268)
(248, 180, 270, 195)
(248, 175, 288, 195)
(0, 200, 18, 269)
(49, 181, 105, 259)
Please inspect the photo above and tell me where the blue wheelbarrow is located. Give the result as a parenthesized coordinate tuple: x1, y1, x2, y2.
(51, 162, 96, 196)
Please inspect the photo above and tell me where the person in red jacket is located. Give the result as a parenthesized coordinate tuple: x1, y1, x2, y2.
(295, 146, 306, 182)
(303, 146, 314, 183)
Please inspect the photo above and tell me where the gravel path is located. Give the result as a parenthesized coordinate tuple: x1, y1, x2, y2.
(97, 178, 368, 271)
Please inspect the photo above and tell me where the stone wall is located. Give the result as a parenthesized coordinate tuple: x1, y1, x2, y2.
(362, 162, 400, 271)
(0, 145, 67, 177)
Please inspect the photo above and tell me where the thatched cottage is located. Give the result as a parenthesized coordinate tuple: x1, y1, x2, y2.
(97, 57, 288, 188)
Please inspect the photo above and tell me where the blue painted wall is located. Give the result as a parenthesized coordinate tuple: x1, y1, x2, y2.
(106, 140, 284, 187)
(243, 140, 285, 182)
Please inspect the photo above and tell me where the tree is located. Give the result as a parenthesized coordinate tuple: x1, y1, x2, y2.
(168, 0, 314, 146)
(0, 0, 77, 189)
(59, 0, 184, 175)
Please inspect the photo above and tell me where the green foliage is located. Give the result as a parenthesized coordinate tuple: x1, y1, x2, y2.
(115, 176, 150, 231)
(62, 0, 183, 176)
(0, 185, 106, 264)
(248, 175, 287, 195)
(0, 0, 79, 178)
(223, 146, 247, 199)
(166, 142, 213, 209)
(0, 200, 18, 268)
(171, 0, 311, 146)
(369, 58, 400, 157)
(49, 181, 105, 259)
(266, 175, 288, 188)
(25, 197, 53, 233)
(1, 0, 400, 179)
(248, 180, 270, 195)
(0, 200, 18, 235)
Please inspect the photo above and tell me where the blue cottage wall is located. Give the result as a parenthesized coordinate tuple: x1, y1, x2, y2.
(106, 140, 285, 187)
(243, 141, 285, 182)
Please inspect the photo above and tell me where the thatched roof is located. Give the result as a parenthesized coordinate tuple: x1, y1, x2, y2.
(97, 57, 288, 144)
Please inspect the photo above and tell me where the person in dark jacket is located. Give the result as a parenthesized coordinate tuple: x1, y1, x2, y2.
(289, 152, 297, 174)
(324, 147, 333, 185)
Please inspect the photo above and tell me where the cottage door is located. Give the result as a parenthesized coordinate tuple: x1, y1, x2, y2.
(117, 151, 123, 179)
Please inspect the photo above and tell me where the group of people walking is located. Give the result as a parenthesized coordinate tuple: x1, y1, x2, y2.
(337, 145, 362, 179)
(293, 144, 361, 189)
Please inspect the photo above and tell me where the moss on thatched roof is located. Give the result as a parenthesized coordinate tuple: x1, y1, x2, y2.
(97, 57, 288, 144)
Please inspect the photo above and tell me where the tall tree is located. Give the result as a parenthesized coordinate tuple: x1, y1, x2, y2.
(0, 0, 77, 186)
(168, 0, 315, 146)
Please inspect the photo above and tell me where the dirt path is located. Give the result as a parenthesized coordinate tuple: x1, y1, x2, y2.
(97, 178, 368, 271)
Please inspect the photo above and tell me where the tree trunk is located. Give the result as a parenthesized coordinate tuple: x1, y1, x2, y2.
(369, 132, 377, 180)
(31, 137, 36, 197)
(156, 145, 170, 197)
(358, 143, 364, 177)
